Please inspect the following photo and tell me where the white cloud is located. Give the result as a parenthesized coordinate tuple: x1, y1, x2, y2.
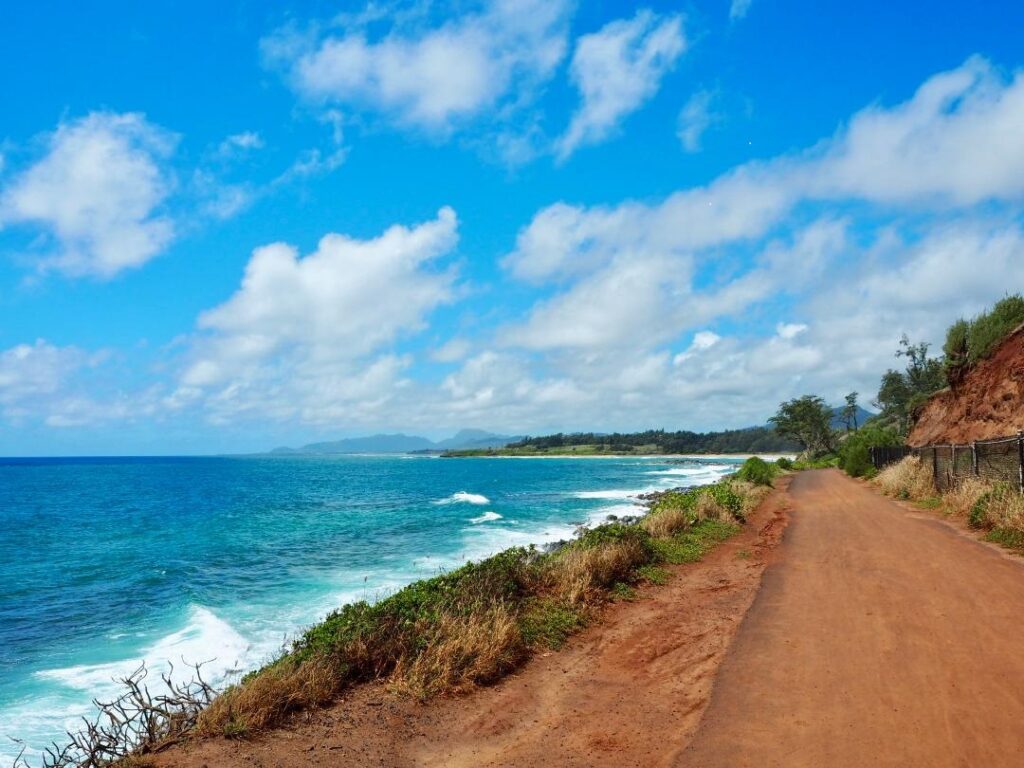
(266, 0, 571, 132)
(776, 322, 808, 340)
(558, 9, 686, 159)
(504, 58, 1024, 360)
(0, 340, 136, 427)
(431, 337, 472, 363)
(216, 131, 264, 159)
(181, 208, 460, 425)
(730, 0, 753, 21)
(0, 112, 177, 278)
(677, 90, 717, 152)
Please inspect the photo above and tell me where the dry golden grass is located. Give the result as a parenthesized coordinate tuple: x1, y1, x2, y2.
(640, 506, 690, 538)
(196, 656, 338, 736)
(544, 539, 650, 604)
(392, 605, 526, 698)
(944, 477, 990, 519)
(979, 484, 1024, 532)
(732, 480, 772, 519)
(873, 455, 934, 500)
(692, 493, 731, 523)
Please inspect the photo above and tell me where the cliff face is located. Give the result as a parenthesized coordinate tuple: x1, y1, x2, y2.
(907, 326, 1024, 446)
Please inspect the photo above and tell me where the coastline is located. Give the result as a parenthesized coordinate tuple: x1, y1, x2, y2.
(16, 459, 777, 764)
(151, 473, 791, 768)
(441, 452, 798, 460)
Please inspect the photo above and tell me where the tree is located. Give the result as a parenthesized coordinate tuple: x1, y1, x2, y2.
(769, 395, 836, 457)
(874, 335, 946, 435)
(842, 391, 860, 433)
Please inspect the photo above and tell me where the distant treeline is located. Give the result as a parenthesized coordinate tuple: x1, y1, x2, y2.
(506, 427, 800, 453)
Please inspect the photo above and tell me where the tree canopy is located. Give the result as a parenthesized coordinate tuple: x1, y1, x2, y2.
(769, 395, 836, 457)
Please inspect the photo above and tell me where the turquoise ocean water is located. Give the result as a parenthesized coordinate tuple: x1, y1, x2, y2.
(0, 454, 742, 758)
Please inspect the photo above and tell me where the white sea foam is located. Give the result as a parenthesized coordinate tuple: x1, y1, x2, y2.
(469, 510, 502, 524)
(572, 489, 642, 500)
(433, 491, 490, 505)
(36, 605, 252, 692)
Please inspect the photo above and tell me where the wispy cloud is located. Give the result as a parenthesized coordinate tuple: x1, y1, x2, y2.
(557, 9, 686, 160)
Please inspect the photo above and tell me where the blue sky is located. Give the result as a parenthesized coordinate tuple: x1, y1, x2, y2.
(2, 0, 1024, 455)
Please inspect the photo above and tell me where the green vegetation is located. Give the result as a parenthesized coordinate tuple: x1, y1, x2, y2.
(775, 457, 794, 470)
(875, 335, 947, 434)
(734, 456, 780, 486)
(444, 426, 799, 457)
(769, 395, 836, 457)
(944, 294, 1024, 384)
(196, 478, 765, 737)
(837, 425, 902, 478)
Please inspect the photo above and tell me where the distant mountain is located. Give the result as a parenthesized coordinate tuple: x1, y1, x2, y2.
(433, 429, 522, 450)
(272, 430, 521, 455)
(829, 405, 875, 431)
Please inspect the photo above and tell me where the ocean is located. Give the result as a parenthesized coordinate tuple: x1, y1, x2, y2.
(0, 453, 741, 758)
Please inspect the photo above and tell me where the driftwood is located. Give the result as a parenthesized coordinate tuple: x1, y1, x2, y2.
(11, 660, 219, 768)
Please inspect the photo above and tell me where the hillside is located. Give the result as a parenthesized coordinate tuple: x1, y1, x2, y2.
(908, 325, 1024, 446)
(445, 426, 801, 456)
(270, 429, 521, 454)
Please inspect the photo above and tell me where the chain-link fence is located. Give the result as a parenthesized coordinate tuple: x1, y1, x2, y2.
(871, 434, 1024, 493)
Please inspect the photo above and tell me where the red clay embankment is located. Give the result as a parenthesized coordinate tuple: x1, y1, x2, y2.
(908, 325, 1024, 446)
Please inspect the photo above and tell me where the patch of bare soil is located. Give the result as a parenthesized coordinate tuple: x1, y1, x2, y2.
(151, 480, 791, 768)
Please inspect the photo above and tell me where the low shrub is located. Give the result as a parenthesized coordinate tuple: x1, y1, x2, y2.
(837, 426, 901, 479)
(775, 457, 794, 470)
(734, 456, 778, 486)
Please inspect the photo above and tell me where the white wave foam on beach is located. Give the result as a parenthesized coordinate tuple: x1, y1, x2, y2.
(433, 491, 490, 505)
(469, 511, 502, 524)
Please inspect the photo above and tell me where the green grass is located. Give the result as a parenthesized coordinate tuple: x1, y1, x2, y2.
(636, 564, 670, 585)
(651, 520, 739, 564)
(611, 582, 637, 601)
(985, 528, 1024, 554)
(915, 497, 943, 510)
(519, 598, 588, 648)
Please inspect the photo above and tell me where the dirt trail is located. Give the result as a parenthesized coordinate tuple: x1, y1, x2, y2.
(154, 482, 790, 768)
(682, 469, 1024, 767)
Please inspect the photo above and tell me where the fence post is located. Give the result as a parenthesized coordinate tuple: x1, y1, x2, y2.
(932, 448, 938, 490)
(1018, 432, 1024, 494)
(972, 442, 978, 476)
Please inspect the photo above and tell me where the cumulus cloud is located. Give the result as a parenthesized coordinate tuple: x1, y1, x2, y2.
(0, 112, 177, 278)
(265, 0, 571, 133)
(558, 9, 686, 159)
(180, 208, 460, 424)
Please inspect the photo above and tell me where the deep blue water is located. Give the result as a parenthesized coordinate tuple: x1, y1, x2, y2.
(0, 454, 740, 757)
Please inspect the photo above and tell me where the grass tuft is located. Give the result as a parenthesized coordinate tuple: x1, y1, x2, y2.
(872, 455, 934, 500)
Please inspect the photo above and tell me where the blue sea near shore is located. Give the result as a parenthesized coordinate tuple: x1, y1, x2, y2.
(0, 453, 743, 758)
